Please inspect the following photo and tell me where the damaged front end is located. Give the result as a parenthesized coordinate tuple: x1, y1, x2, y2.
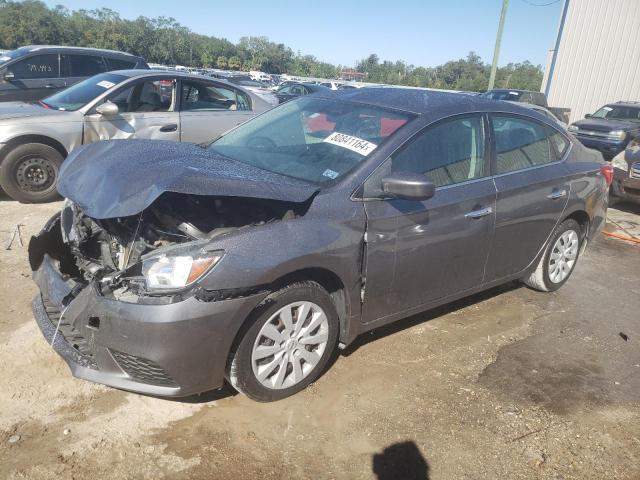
(31, 192, 309, 303)
(28, 191, 311, 396)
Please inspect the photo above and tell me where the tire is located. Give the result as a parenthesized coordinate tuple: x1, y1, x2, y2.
(0, 143, 64, 203)
(524, 219, 582, 292)
(227, 281, 339, 402)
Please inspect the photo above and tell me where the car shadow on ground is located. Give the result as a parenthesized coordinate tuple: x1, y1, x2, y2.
(341, 281, 521, 357)
(372, 440, 430, 480)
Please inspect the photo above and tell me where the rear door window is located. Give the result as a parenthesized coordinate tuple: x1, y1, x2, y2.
(492, 115, 554, 174)
(66, 54, 108, 77)
(181, 81, 250, 111)
(9, 54, 59, 79)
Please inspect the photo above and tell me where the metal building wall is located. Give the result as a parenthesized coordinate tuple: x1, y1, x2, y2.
(544, 0, 640, 123)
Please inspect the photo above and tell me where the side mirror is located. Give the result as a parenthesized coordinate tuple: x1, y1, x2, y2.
(584, 113, 592, 119)
(3, 71, 15, 81)
(381, 172, 435, 201)
(96, 101, 119, 116)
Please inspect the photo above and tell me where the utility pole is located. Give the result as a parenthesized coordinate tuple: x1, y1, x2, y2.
(488, 0, 509, 91)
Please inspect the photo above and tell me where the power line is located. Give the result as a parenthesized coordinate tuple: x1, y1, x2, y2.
(520, 0, 561, 6)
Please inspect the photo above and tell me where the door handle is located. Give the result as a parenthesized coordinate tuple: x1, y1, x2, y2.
(547, 189, 567, 200)
(44, 84, 56, 89)
(159, 123, 178, 132)
(465, 206, 493, 219)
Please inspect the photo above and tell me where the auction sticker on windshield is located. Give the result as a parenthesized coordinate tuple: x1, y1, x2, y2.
(97, 80, 116, 89)
(323, 132, 377, 156)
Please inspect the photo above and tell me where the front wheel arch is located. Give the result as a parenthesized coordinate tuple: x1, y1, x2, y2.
(0, 134, 68, 163)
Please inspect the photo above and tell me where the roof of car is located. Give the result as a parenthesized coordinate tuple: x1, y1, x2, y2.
(612, 101, 640, 107)
(324, 87, 537, 118)
(111, 70, 234, 80)
(20, 45, 141, 58)
(106, 70, 259, 95)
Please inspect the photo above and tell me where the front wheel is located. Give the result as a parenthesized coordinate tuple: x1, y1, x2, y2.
(227, 282, 339, 402)
(0, 143, 64, 203)
(524, 219, 582, 292)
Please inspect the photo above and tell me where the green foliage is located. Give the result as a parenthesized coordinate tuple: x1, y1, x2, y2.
(0, 1, 543, 91)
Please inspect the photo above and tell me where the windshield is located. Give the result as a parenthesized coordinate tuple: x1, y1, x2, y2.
(591, 105, 640, 122)
(0, 47, 31, 67)
(209, 97, 415, 184)
(482, 90, 523, 101)
(41, 73, 126, 111)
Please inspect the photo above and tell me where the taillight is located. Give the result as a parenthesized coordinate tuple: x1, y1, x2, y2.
(600, 164, 614, 186)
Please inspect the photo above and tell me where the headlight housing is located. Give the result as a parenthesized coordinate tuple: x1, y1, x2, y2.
(608, 130, 626, 141)
(611, 154, 629, 172)
(142, 250, 223, 290)
(568, 124, 579, 133)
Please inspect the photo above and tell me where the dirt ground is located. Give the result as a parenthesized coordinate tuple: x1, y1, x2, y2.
(0, 195, 639, 480)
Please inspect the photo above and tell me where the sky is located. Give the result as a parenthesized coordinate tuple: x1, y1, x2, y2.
(43, 0, 563, 68)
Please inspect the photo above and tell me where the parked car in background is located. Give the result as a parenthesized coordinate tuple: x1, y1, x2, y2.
(223, 75, 278, 106)
(29, 89, 609, 402)
(481, 88, 571, 124)
(610, 136, 640, 204)
(275, 82, 331, 103)
(319, 81, 343, 90)
(271, 80, 299, 91)
(337, 83, 364, 90)
(0, 70, 272, 203)
(507, 101, 568, 130)
(0, 46, 148, 102)
(568, 102, 640, 159)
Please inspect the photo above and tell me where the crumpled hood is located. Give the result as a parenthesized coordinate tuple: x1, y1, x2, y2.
(573, 118, 639, 132)
(57, 139, 319, 219)
(0, 101, 67, 122)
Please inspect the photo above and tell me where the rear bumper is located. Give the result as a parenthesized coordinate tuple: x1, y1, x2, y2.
(31, 231, 265, 397)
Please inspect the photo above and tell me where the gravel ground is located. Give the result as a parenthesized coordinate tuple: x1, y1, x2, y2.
(0, 196, 638, 480)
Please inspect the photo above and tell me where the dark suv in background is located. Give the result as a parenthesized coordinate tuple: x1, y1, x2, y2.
(568, 102, 640, 159)
(0, 45, 148, 102)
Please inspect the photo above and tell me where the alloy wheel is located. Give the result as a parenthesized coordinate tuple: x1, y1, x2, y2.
(251, 301, 329, 390)
(548, 229, 579, 283)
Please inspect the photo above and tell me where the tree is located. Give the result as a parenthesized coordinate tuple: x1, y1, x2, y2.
(216, 55, 228, 69)
(227, 56, 242, 70)
(0, 2, 544, 91)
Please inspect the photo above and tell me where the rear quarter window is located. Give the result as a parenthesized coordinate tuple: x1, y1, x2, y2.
(548, 128, 570, 160)
(106, 57, 138, 70)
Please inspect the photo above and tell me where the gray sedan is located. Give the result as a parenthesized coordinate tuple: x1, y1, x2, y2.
(0, 70, 272, 203)
(29, 89, 610, 401)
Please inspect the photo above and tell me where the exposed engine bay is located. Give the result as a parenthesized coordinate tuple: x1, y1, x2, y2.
(34, 192, 309, 300)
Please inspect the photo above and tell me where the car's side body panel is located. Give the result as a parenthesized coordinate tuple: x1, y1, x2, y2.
(361, 178, 497, 324)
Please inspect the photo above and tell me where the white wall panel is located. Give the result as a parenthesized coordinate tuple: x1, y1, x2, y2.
(545, 0, 640, 122)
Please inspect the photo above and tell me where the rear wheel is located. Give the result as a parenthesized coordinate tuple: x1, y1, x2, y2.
(0, 143, 64, 203)
(524, 219, 582, 292)
(227, 281, 339, 402)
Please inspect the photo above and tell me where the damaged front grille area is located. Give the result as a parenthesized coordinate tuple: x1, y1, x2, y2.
(41, 295, 98, 370)
(110, 350, 178, 387)
(62, 192, 310, 299)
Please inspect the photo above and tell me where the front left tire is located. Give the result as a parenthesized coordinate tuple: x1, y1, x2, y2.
(227, 281, 339, 402)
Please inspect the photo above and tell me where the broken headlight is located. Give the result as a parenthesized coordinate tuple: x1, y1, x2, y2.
(142, 250, 223, 290)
